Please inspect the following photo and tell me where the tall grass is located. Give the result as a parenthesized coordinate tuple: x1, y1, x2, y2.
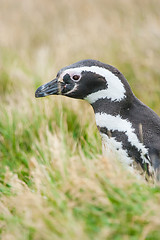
(0, 0, 160, 239)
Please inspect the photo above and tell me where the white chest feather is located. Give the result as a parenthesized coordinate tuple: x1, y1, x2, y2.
(100, 133, 134, 172)
(95, 113, 151, 165)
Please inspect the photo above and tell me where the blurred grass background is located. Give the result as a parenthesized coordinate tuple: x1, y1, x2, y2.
(0, 0, 160, 239)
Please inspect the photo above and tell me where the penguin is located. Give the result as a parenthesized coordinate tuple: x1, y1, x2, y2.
(35, 59, 160, 181)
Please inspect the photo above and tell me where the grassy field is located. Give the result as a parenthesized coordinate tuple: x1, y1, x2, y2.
(0, 0, 160, 239)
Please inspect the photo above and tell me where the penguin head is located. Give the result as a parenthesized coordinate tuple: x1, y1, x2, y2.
(35, 59, 132, 104)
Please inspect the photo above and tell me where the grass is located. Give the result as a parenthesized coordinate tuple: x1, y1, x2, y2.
(0, 0, 160, 239)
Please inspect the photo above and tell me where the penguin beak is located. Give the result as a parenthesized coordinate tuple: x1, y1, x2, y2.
(35, 78, 64, 98)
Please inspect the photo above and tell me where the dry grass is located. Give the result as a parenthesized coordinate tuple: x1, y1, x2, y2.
(0, 0, 160, 239)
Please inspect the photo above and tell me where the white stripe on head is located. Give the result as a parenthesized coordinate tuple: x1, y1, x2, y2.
(95, 113, 151, 165)
(62, 66, 126, 103)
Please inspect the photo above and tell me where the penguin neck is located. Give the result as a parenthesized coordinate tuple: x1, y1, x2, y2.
(91, 94, 135, 117)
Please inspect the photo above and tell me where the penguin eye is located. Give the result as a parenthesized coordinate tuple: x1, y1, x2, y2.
(72, 75, 80, 81)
